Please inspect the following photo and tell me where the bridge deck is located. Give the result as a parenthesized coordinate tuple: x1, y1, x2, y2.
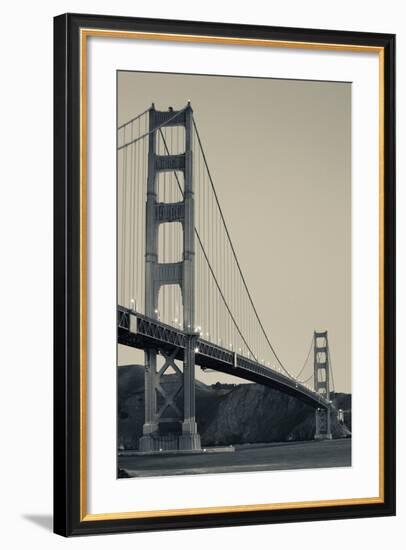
(117, 307, 331, 409)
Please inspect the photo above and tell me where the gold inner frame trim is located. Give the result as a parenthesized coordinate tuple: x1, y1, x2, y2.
(79, 27, 385, 522)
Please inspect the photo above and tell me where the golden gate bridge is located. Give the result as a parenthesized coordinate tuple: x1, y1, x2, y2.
(117, 103, 336, 452)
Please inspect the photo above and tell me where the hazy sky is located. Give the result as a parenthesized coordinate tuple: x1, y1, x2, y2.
(117, 70, 351, 393)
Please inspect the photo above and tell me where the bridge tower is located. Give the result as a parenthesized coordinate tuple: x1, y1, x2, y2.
(313, 330, 333, 440)
(139, 103, 201, 453)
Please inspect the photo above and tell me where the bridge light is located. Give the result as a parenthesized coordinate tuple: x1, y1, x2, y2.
(174, 318, 178, 323)
(130, 298, 136, 312)
(194, 347, 199, 353)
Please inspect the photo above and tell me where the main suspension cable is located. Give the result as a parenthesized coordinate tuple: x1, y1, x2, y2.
(192, 116, 294, 379)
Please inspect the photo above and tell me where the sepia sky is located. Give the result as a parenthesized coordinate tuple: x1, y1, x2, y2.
(117, 70, 351, 393)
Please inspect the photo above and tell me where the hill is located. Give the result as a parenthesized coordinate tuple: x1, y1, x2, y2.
(117, 365, 351, 450)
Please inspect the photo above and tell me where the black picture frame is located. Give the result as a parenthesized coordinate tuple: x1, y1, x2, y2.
(54, 12, 396, 536)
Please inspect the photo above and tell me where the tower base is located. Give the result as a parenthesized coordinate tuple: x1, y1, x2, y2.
(314, 407, 332, 441)
(314, 433, 333, 441)
(179, 433, 201, 451)
(138, 433, 201, 453)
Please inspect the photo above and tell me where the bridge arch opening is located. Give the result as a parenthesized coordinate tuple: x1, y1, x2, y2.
(156, 125, 185, 156)
(158, 222, 183, 263)
(156, 170, 184, 202)
(157, 283, 183, 329)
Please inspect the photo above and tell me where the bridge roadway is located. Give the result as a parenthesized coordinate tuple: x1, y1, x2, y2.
(117, 306, 331, 410)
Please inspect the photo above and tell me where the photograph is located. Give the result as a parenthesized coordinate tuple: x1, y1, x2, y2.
(51, 11, 395, 537)
(116, 70, 352, 478)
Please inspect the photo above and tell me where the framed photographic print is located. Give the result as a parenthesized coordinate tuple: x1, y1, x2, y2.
(53, 13, 396, 536)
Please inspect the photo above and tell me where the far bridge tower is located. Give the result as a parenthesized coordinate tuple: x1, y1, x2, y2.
(313, 330, 333, 440)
